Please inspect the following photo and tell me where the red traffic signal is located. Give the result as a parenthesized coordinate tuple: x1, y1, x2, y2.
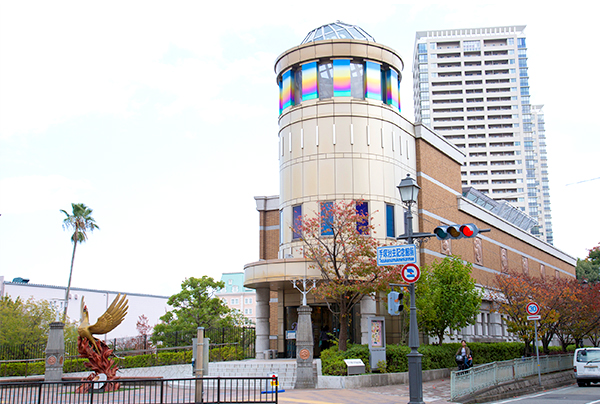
(433, 223, 481, 240)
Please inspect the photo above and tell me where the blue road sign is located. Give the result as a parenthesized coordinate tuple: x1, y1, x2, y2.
(377, 244, 417, 266)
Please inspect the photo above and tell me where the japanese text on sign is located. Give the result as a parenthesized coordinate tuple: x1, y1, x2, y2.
(377, 244, 417, 266)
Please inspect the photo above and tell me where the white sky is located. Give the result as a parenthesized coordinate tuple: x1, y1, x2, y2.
(1, 1, 598, 298)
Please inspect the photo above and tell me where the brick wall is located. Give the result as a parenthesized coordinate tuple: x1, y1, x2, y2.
(415, 138, 575, 287)
(259, 210, 279, 260)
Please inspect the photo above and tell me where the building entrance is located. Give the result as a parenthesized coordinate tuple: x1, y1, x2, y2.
(284, 304, 360, 358)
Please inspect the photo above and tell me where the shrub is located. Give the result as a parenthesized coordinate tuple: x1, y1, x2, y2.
(320, 344, 371, 375)
(321, 341, 564, 376)
(210, 346, 245, 362)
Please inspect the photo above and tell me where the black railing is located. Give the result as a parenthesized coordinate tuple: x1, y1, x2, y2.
(0, 377, 278, 404)
(0, 327, 256, 362)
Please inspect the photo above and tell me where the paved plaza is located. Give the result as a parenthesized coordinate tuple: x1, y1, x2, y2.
(278, 377, 453, 404)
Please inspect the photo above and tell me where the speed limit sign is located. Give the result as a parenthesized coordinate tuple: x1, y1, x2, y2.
(526, 302, 540, 316)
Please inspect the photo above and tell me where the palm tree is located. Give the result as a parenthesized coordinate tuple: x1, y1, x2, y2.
(61, 203, 99, 322)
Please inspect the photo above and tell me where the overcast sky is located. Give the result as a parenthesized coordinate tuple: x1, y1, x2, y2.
(1, 1, 598, 298)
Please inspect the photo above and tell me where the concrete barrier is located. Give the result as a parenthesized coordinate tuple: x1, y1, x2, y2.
(318, 368, 451, 389)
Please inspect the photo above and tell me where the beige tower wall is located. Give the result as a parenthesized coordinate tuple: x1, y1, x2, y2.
(275, 40, 419, 258)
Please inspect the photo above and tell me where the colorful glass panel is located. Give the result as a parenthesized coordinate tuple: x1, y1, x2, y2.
(281, 69, 294, 111)
(386, 69, 399, 110)
(333, 59, 351, 97)
(302, 62, 318, 101)
(365, 61, 382, 101)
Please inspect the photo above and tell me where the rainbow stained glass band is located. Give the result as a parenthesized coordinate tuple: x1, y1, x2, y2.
(333, 59, 351, 97)
(280, 69, 294, 111)
(302, 62, 318, 101)
(365, 61, 382, 101)
(386, 69, 399, 110)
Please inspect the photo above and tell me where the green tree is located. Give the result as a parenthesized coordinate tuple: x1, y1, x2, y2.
(296, 200, 403, 351)
(0, 296, 77, 358)
(61, 203, 99, 321)
(152, 276, 247, 347)
(416, 256, 482, 345)
(576, 243, 600, 283)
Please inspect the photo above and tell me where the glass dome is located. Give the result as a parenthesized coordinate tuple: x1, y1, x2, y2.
(300, 21, 375, 45)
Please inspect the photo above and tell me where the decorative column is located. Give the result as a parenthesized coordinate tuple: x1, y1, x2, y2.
(45, 322, 65, 382)
(294, 305, 315, 389)
(360, 295, 377, 345)
(255, 287, 270, 359)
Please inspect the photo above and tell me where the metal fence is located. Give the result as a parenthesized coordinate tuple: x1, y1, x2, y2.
(0, 327, 256, 362)
(450, 353, 573, 400)
(0, 376, 278, 404)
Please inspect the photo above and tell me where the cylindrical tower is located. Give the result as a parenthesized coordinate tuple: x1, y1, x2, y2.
(274, 22, 416, 258)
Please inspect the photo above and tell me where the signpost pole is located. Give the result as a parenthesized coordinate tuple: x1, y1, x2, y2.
(534, 320, 541, 386)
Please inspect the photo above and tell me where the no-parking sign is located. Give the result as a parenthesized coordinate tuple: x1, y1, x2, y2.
(401, 263, 420, 283)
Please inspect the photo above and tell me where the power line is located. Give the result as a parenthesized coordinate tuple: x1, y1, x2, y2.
(565, 177, 600, 186)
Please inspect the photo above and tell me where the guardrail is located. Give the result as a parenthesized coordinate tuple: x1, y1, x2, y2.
(0, 376, 278, 404)
(450, 354, 572, 400)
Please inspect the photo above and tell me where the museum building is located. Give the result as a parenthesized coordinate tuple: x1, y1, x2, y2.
(243, 22, 576, 359)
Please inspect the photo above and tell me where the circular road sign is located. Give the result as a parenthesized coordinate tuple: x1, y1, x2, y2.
(526, 302, 540, 316)
(402, 263, 420, 283)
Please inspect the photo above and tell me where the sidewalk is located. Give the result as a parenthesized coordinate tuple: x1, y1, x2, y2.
(279, 377, 454, 404)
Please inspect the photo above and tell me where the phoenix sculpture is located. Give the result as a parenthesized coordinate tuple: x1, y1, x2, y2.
(76, 294, 128, 392)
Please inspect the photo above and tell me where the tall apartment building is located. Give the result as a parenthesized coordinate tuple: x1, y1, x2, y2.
(413, 26, 553, 244)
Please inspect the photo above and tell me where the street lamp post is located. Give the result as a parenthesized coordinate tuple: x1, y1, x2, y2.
(397, 174, 424, 404)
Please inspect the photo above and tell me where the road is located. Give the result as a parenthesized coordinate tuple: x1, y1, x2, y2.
(488, 384, 600, 404)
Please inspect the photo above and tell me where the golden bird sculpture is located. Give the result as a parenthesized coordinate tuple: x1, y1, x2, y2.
(78, 294, 128, 352)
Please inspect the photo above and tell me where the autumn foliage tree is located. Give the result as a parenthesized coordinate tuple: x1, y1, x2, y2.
(296, 200, 403, 351)
(493, 269, 600, 353)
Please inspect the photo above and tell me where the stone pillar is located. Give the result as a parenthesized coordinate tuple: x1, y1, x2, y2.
(295, 305, 315, 389)
(45, 322, 65, 382)
(255, 287, 270, 359)
(360, 295, 377, 345)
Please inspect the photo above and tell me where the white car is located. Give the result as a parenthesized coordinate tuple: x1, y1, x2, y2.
(574, 347, 600, 387)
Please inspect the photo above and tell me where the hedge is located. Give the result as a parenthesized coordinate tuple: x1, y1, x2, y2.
(0, 351, 194, 378)
(321, 341, 573, 376)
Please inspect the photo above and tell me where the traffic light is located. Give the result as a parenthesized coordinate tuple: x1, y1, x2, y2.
(433, 223, 481, 240)
(387, 291, 404, 316)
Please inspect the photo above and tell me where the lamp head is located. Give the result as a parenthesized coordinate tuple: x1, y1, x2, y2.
(397, 174, 420, 204)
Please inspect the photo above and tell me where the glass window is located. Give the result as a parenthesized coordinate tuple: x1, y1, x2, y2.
(356, 201, 369, 235)
(386, 204, 395, 238)
(294, 68, 302, 105)
(321, 201, 334, 236)
(463, 40, 481, 51)
(417, 43, 427, 54)
(508, 38, 514, 46)
(350, 62, 364, 99)
(418, 54, 428, 63)
(517, 38, 526, 48)
(292, 205, 302, 239)
(318, 62, 334, 99)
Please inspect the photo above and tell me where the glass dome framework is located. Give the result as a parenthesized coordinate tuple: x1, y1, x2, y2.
(301, 21, 376, 44)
